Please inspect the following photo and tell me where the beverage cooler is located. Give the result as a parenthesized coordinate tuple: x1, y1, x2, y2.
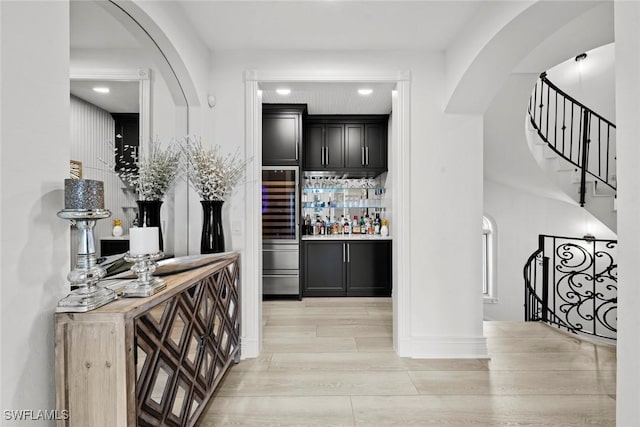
(262, 167, 300, 296)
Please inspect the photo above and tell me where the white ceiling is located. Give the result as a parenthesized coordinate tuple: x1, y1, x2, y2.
(177, 0, 477, 114)
(178, 1, 482, 52)
(70, 80, 140, 113)
(261, 82, 394, 114)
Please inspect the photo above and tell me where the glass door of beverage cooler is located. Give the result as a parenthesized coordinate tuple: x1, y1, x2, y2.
(262, 167, 299, 242)
(262, 167, 300, 296)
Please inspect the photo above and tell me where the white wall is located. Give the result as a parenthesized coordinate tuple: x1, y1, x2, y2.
(484, 179, 616, 321)
(1, 1, 70, 423)
(545, 43, 616, 123)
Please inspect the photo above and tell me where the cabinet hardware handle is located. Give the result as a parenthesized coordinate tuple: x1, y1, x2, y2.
(366, 146, 369, 165)
(343, 243, 346, 263)
(295, 140, 299, 160)
(347, 243, 350, 263)
(325, 147, 329, 165)
(361, 147, 365, 165)
(322, 147, 326, 165)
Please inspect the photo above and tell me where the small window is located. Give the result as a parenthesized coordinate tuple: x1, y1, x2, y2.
(482, 215, 497, 302)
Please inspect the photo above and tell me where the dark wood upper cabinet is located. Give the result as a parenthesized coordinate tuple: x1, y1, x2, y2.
(344, 124, 364, 169)
(325, 124, 345, 168)
(304, 123, 325, 169)
(304, 115, 388, 175)
(262, 104, 306, 166)
(364, 123, 386, 169)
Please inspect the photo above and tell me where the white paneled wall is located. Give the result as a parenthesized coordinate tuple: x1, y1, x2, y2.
(70, 95, 137, 255)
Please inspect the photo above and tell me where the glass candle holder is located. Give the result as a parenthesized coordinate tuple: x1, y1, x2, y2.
(121, 251, 166, 297)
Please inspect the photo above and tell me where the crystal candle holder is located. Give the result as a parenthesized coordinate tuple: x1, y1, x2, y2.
(57, 179, 116, 312)
(121, 251, 166, 297)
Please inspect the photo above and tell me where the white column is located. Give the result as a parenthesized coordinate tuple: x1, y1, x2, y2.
(409, 113, 488, 358)
(614, 1, 640, 423)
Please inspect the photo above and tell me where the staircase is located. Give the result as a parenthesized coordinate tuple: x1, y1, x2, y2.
(527, 73, 617, 232)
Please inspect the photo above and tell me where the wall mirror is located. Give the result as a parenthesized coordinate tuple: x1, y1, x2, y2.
(70, 0, 189, 261)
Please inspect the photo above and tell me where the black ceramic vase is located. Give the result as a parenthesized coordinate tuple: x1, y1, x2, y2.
(136, 200, 164, 251)
(201, 200, 225, 254)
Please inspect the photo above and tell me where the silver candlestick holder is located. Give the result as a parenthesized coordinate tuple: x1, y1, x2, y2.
(121, 251, 167, 297)
(56, 209, 116, 312)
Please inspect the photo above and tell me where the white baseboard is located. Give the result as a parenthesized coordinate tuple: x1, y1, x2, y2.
(240, 336, 260, 359)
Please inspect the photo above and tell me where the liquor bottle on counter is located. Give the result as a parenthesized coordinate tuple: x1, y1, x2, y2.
(367, 216, 374, 235)
(361, 215, 368, 234)
(352, 216, 360, 234)
(339, 215, 345, 234)
(343, 215, 351, 235)
(374, 213, 381, 235)
(325, 216, 330, 235)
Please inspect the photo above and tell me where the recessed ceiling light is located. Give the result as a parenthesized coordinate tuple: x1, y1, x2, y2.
(276, 88, 291, 96)
(358, 88, 373, 96)
(93, 87, 110, 94)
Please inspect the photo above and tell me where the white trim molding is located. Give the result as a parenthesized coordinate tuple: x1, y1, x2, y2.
(243, 68, 411, 358)
(410, 336, 490, 359)
(241, 78, 263, 359)
(392, 80, 412, 357)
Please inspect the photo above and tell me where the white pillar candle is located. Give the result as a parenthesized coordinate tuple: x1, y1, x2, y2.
(129, 227, 159, 256)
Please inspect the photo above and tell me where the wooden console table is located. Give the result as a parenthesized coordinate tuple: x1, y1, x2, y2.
(55, 253, 240, 426)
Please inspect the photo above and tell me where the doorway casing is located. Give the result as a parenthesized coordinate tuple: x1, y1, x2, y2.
(243, 69, 411, 357)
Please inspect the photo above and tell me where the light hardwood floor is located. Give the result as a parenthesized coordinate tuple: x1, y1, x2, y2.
(197, 298, 616, 426)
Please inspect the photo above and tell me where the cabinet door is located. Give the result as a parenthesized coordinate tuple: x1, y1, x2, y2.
(263, 113, 299, 165)
(344, 124, 364, 169)
(324, 124, 345, 168)
(304, 123, 325, 169)
(303, 241, 346, 296)
(346, 241, 391, 297)
(364, 123, 387, 169)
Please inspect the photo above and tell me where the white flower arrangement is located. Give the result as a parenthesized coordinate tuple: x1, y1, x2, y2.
(118, 138, 182, 201)
(182, 137, 246, 201)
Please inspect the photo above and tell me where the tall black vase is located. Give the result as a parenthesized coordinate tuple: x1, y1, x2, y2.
(136, 200, 163, 251)
(201, 200, 225, 254)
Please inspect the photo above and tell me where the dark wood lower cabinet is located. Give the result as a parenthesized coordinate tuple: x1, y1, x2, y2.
(347, 241, 392, 296)
(303, 240, 391, 297)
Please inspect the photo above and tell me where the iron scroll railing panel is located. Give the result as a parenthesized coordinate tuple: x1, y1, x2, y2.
(524, 234, 617, 341)
(528, 73, 616, 205)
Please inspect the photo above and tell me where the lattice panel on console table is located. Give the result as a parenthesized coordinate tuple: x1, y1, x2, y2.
(135, 260, 240, 427)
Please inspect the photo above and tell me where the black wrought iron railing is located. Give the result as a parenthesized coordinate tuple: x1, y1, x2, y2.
(524, 234, 617, 341)
(528, 73, 616, 206)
